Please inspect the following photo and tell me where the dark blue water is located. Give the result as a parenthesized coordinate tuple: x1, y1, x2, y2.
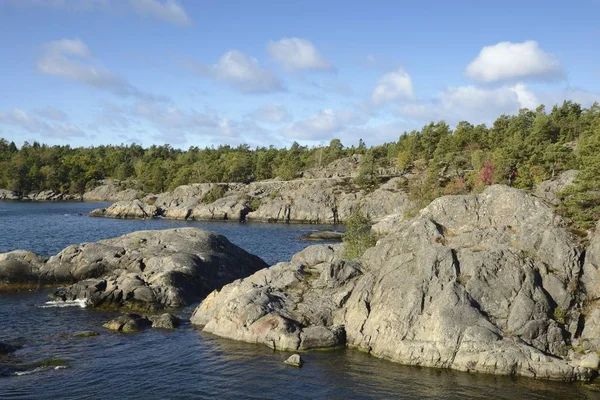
(1, 202, 599, 399)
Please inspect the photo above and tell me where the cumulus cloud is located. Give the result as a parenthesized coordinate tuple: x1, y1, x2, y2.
(268, 38, 332, 71)
(371, 68, 414, 105)
(466, 40, 565, 83)
(248, 104, 290, 123)
(281, 109, 364, 140)
(193, 50, 284, 94)
(397, 84, 540, 125)
(8, 0, 191, 26)
(0, 108, 85, 138)
(397, 83, 600, 127)
(37, 38, 160, 100)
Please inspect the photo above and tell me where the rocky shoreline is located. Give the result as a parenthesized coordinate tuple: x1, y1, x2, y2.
(2, 183, 600, 382)
(0, 183, 142, 203)
(88, 177, 412, 224)
(189, 185, 600, 381)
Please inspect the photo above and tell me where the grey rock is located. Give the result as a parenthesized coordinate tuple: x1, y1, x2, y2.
(299, 230, 344, 242)
(89, 176, 412, 225)
(0, 251, 48, 288)
(0, 228, 267, 310)
(0, 189, 19, 200)
(83, 184, 141, 202)
(283, 354, 304, 367)
(579, 353, 600, 370)
(148, 313, 180, 329)
(535, 170, 578, 205)
(103, 314, 152, 333)
(582, 223, 600, 301)
(89, 199, 158, 219)
(192, 185, 594, 381)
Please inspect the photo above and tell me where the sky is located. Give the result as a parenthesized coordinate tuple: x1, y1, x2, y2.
(0, 0, 599, 149)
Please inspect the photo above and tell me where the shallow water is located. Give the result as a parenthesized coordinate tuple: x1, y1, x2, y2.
(1, 202, 599, 399)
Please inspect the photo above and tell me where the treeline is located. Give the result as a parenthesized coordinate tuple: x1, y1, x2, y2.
(0, 138, 365, 195)
(1, 100, 599, 228)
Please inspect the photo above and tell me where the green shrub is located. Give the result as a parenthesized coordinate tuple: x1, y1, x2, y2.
(248, 198, 261, 211)
(201, 185, 225, 204)
(343, 209, 376, 259)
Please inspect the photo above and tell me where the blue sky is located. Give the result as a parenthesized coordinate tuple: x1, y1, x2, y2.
(0, 0, 598, 149)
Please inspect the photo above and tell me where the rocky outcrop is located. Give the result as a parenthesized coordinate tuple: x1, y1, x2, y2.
(90, 177, 412, 225)
(191, 244, 352, 351)
(83, 184, 142, 202)
(1, 228, 268, 310)
(580, 225, 600, 353)
(535, 170, 579, 205)
(89, 199, 158, 219)
(0, 251, 49, 289)
(191, 185, 596, 381)
(0, 189, 81, 201)
(0, 189, 19, 200)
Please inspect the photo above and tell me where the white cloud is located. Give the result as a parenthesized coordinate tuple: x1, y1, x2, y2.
(466, 40, 565, 83)
(36, 38, 160, 100)
(397, 84, 539, 124)
(8, 0, 191, 26)
(372, 68, 414, 105)
(281, 109, 364, 140)
(0, 108, 85, 138)
(268, 38, 332, 71)
(196, 50, 283, 94)
(248, 104, 290, 123)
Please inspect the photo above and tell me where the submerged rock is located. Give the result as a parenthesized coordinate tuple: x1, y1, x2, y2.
(73, 331, 100, 338)
(148, 313, 180, 329)
(299, 230, 344, 242)
(103, 314, 152, 333)
(191, 185, 596, 381)
(0, 342, 20, 355)
(284, 354, 304, 367)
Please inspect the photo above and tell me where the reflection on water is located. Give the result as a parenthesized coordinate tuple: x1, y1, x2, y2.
(1, 202, 600, 399)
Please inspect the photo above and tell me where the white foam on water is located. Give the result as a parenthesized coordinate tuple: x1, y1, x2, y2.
(13, 365, 68, 376)
(14, 366, 47, 376)
(40, 299, 88, 308)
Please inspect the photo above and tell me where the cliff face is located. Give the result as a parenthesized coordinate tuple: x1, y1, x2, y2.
(190, 185, 600, 381)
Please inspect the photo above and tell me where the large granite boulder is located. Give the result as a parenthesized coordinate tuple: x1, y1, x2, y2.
(191, 185, 594, 381)
(1, 228, 268, 309)
(191, 244, 352, 351)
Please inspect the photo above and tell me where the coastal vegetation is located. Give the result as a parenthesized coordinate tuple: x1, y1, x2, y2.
(1, 100, 599, 227)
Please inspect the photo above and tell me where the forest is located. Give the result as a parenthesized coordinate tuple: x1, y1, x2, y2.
(1, 101, 599, 228)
